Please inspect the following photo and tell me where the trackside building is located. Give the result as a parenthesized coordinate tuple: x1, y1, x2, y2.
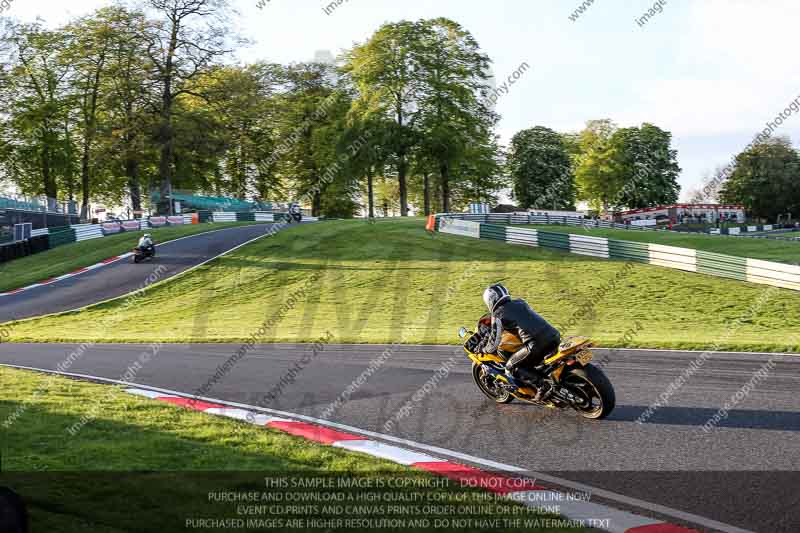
(618, 204, 745, 225)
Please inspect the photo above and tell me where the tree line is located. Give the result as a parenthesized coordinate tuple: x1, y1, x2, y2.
(507, 119, 682, 213)
(1, 1, 788, 221)
(0, 2, 502, 218)
(691, 136, 800, 221)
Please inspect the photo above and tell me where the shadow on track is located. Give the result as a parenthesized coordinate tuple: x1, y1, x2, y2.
(610, 405, 800, 431)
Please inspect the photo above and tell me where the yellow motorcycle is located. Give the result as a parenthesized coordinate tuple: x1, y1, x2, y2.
(458, 327, 616, 419)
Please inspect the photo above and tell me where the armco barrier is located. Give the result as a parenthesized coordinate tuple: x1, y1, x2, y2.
(212, 212, 237, 223)
(444, 212, 647, 231)
(73, 224, 104, 242)
(48, 228, 76, 247)
(435, 216, 800, 292)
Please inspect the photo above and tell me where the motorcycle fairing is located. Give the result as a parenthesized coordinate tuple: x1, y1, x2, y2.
(544, 336, 593, 365)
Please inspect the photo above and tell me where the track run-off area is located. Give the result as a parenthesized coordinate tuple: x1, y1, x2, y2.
(1, 343, 798, 532)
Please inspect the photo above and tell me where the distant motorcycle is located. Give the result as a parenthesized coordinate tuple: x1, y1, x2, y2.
(132, 245, 156, 264)
(458, 327, 616, 419)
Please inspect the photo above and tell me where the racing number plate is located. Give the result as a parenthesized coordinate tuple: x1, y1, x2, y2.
(576, 350, 593, 365)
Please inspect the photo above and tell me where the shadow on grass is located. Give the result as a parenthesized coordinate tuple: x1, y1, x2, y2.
(218, 258, 437, 272)
(242, 226, 597, 266)
(0, 401, 581, 533)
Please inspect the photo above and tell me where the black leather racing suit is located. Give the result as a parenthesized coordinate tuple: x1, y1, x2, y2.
(486, 299, 561, 372)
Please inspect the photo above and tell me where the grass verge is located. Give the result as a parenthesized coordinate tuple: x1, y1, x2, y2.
(515, 224, 800, 265)
(4, 219, 800, 351)
(0, 222, 265, 293)
(0, 367, 580, 533)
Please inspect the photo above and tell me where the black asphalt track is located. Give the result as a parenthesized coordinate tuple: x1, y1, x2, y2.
(1, 343, 797, 532)
(0, 224, 275, 323)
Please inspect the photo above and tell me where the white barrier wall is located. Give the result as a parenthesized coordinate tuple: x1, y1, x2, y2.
(438, 217, 480, 238)
(505, 227, 538, 247)
(435, 217, 800, 293)
(569, 234, 610, 259)
(746, 259, 800, 291)
(648, 244, 697, 273)
(72, 224, 104, 242)
(212, 212, 237, 222)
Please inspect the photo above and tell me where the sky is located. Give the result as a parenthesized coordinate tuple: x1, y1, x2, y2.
(6, 0, 800, 201)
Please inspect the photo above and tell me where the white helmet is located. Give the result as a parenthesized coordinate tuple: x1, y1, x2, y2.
(144, 233, 152, 238)
(483, 284, 511, 313)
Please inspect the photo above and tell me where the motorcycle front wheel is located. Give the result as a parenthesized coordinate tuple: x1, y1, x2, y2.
(563, 364, 616, 420)
(472, 363, 513, 404)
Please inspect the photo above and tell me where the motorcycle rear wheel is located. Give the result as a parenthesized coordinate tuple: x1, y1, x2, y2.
(472, 364, 513, 404)
(563, 364, 615, 420)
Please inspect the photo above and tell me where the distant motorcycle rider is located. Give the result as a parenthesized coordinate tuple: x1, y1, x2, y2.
(477, 284, 561, 400)
(137, 233, 154, 252)
(288, 203, 302, 223)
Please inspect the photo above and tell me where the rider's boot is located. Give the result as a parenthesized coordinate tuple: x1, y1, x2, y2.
(533, 380, 553, 402)
(507, 365, 552, 402)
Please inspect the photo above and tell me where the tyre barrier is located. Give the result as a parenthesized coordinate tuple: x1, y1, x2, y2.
(433, 216, 800, 292)
(0, 235, 49, 264)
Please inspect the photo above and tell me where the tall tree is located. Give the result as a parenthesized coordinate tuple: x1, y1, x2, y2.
(64, 9, 119, 219)
(144, 0, 233, 215)
(99, 6, 155, 215)
(273, 62, 344, 216)
(344, 20, 426, 216)
(721, 136, 800, 220)
(574, 119, 621, 211)
(508, 126, 575, 210)
(612, 123, 680, 209)
(0, 23, 73, 204)
(415, 18, 496, 213)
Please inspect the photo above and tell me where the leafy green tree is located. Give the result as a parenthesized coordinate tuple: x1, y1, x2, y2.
(144, 0, 234, 214)
(0, 23, 74, 203)
(347, 115, 392, 218)
(415, 18, 496, 213)
(508, 126, 575, 210)
(447, 132, 504, 212)
(95, 6, 156, 214)
(184, 63, 282, 201)
(272, 62, 348, 216)
(721, 136, 800, 220)
(344, 20, 426, 216)
(574, 119, 621, 211)
(63, 8, 121, 219)
(612, 123, 680, 208)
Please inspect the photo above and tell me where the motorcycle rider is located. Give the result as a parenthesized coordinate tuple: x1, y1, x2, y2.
(478, 283, 561, 401)
(288, 203, 302, 223)
(137, 233, 154, 254)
